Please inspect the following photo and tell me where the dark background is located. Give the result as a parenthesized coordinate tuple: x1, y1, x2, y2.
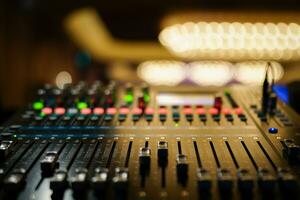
(1, 0, 300, 123)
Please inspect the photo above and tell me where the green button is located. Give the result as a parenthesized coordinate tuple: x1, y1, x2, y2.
(77, 102, 88, 110)
(143, 93, 150, 103)
(124, 94, 133, 103)
(33, 101, 44, 110)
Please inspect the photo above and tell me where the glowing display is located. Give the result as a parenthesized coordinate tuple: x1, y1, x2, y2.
(157, 93, 214, 105)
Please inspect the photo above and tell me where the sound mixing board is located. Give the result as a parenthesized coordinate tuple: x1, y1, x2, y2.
(0, 81, 300, 200)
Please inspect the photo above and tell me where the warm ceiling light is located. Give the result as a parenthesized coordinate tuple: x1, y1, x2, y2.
(137, 60, 186, 86)
(234, 61, 284, 85)
(188, 61, 233, 86)
(159, 22, 300, 61)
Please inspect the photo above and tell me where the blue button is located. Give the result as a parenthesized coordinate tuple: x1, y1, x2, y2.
(268, 127, 278, 134)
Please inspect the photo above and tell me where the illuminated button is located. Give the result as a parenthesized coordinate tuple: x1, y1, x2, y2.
(158, 108, 168, 115)
(55, 108, 65, 115)
(42, 107, 53, 115)
(107, 108, 117, 115)
(119, 107, 130, 115)
(222, 108, 231, 115)
(145, 108, 154, 115)
(33, 101, 44, 110)
(68, 108, 78, 115)
(209, 108, 219, 115)
(93, 107, 104, 115)
(268, 127, 278, 134)
(132, 108, 142, 115)
(235, 107, 244, 115)
(196, 108, 206, 115)
(183, 108, 193, 115)
(77, 102, 88, 110)
(124, 94, 133, 104)
(81, 108, 92, 115)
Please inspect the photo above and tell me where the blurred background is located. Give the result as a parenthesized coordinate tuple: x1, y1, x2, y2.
(1, 0, 300, 122)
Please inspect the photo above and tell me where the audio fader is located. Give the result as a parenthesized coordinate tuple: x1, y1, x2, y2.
(0, 81, 299, 200)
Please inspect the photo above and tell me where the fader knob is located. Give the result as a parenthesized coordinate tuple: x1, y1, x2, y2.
(217, 168, 233, 191)
(197, 168, 212, 191)
(50, 170, 68, 192)
(112, 167, 129, 192)
(40, 151, 58, 175)
(277, 168, 297, 190)
(71, 168, 89, 192)
(139, 147, 151, 167)
(91, 167, 109, 192)
(0, 141, 14, 160)
(237, 168, 254, 191)
(3, 168, 26, 191)
(258, 168, 276, 190)
(157, 141, 168, 160)
(176, 154, 188, 179)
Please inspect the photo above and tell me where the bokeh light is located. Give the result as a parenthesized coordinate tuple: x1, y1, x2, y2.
(55, 71, 72, 89)
(159, 22, 300, 61)
(137, 60, 186, 86)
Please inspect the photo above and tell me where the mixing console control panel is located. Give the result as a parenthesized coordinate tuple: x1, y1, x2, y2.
(0, 81, 300, 200)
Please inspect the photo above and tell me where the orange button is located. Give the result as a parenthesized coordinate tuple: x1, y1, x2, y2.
(93, 107, 104, 115)
(42, 107, 53, 115)
(81, 108, 92, 115)
(55, 107, 65, 115)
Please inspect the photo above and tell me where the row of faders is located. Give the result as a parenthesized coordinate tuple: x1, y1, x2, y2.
(0, 137, 299, 200)
(0, 81, 300, 200)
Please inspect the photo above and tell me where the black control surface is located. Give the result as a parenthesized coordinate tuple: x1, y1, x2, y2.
(0, 81, 300, 200)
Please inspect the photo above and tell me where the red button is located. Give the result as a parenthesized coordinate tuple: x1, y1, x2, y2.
(183, 108, 193, 115)
(235, 107, 243, 115)
(145, 108, 154, 115)
(132, 107, 142, 115)
(81, 108, 91, 115)
(119, 107, 130, 115)
(222, 108, 231, 115)
(209, 107, 219, 115)
(196, 108, 206, 115)
(107, 108, 117, 115)
(158, 108, 168, 115)
(55, 107, 65, 115)
(93, 107, 104, 115)
(42, 107, 53, 115)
